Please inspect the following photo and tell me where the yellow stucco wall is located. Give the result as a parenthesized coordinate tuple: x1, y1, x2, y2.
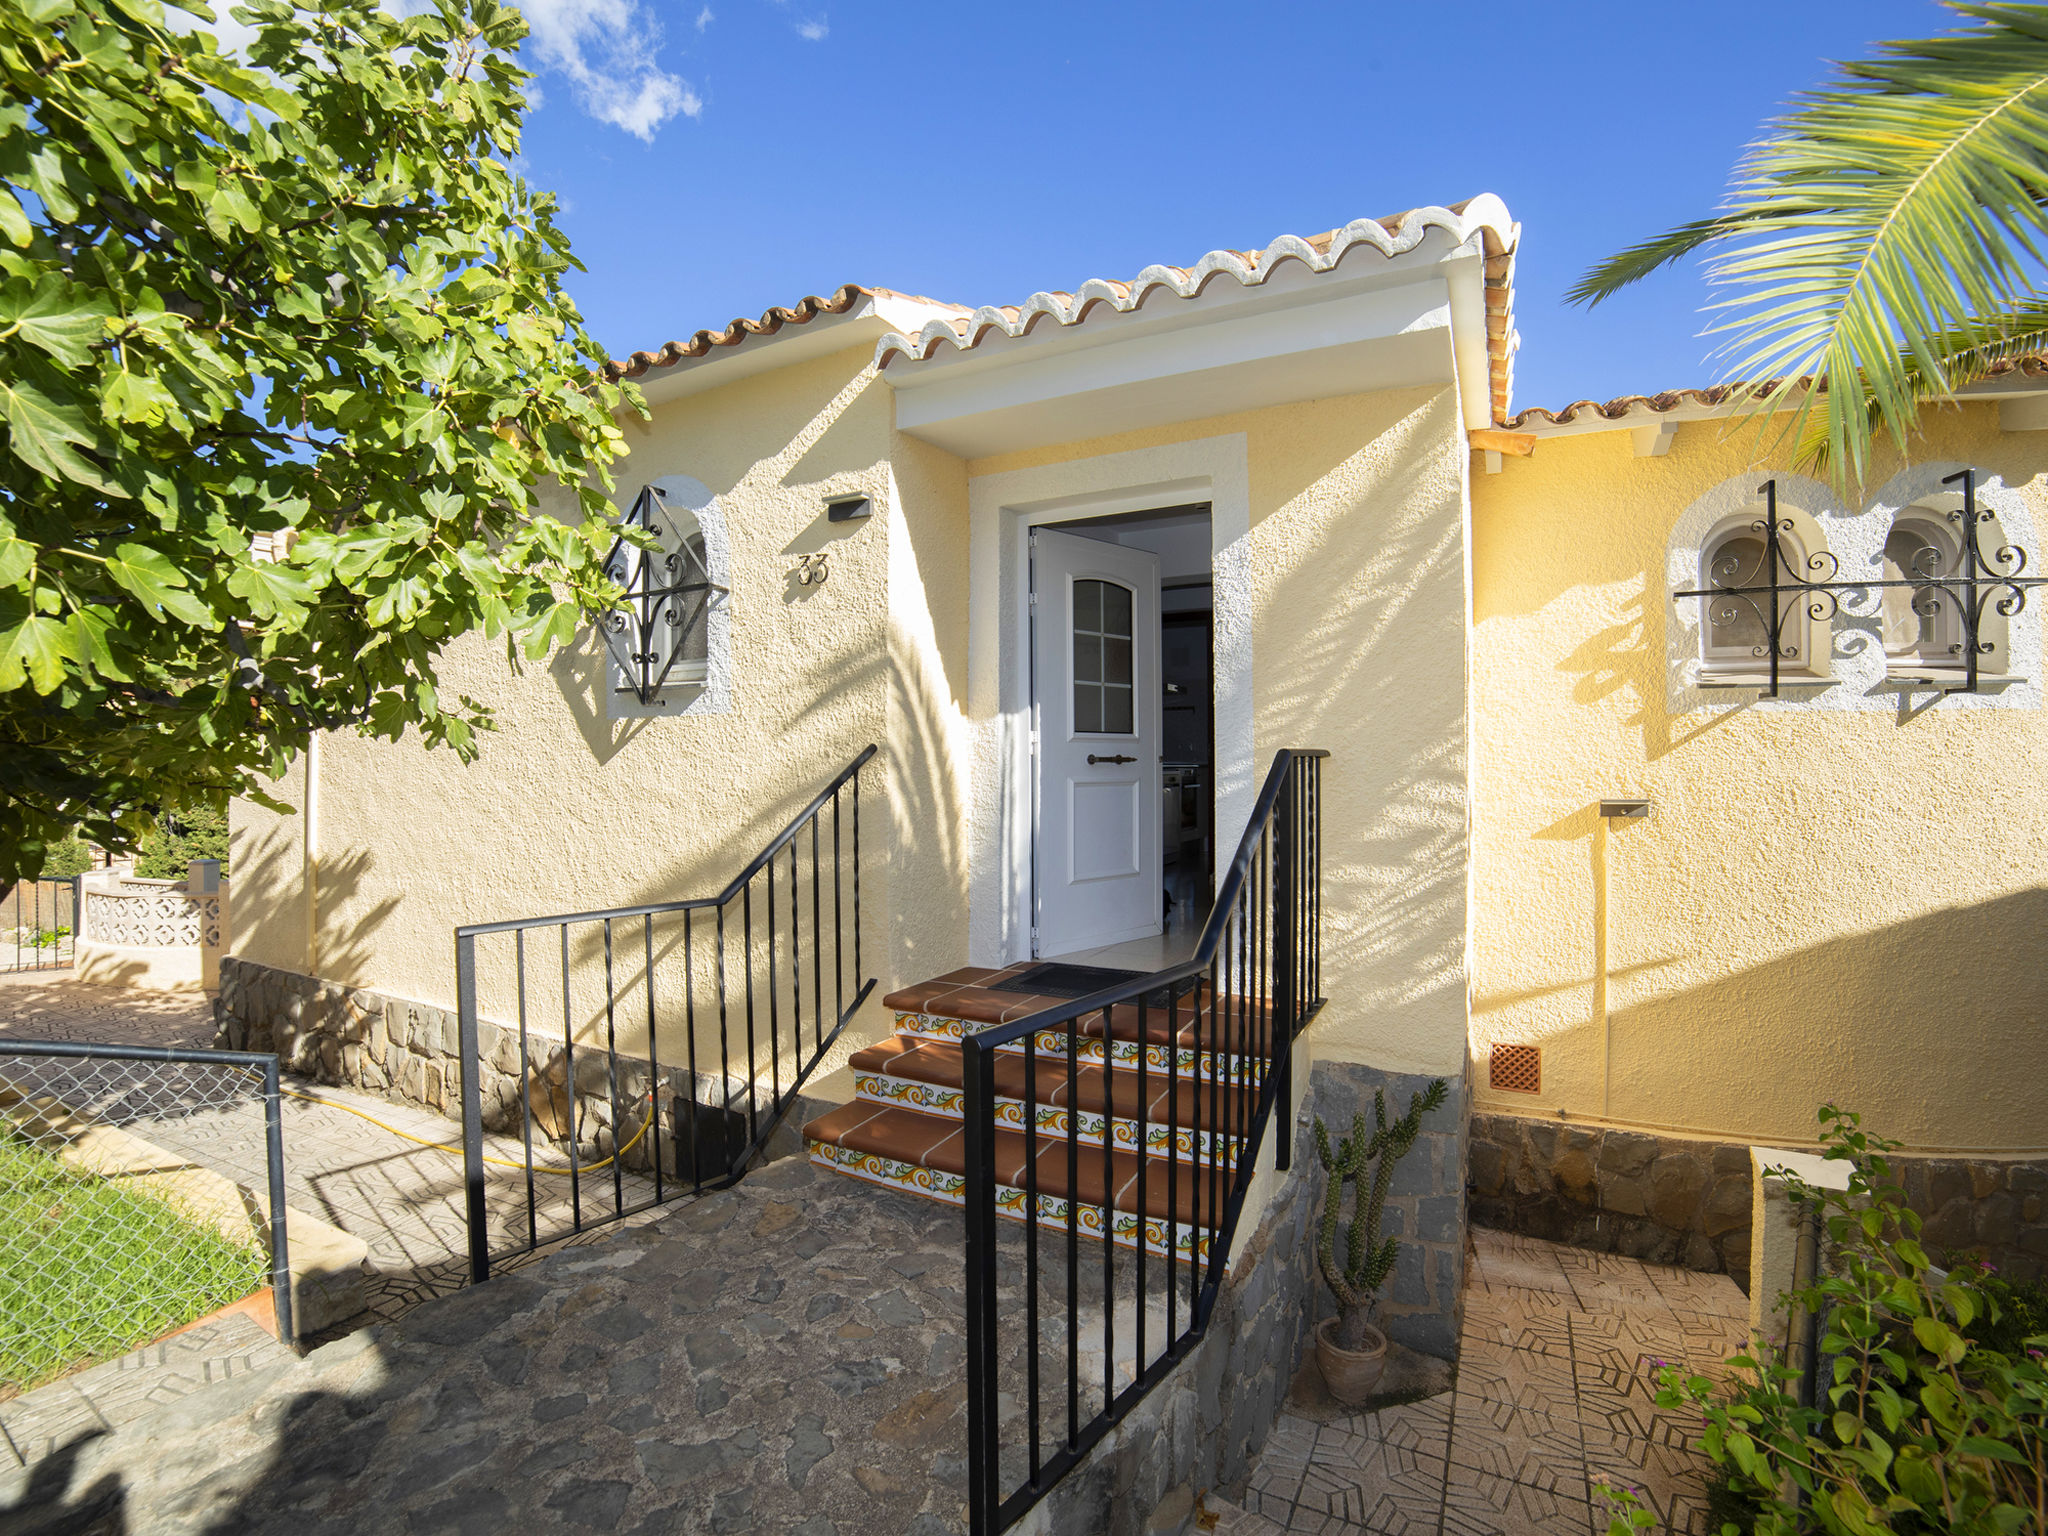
(229, 344, 974, 1083)
(966, 385, 1472, 1079)
(1470, 404, 2048, 1155)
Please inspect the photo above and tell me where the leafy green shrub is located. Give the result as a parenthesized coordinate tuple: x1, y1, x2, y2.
(37, 836, 93, 881)
(133, 805, 228, 880)
(1600, 1106, 2047, 1535)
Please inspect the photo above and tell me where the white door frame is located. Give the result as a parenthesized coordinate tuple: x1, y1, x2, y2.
(964, 433, 1254, 967)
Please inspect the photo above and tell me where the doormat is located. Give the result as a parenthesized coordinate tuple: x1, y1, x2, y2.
(992, 963, 1196, 1012)
(992, 963, 1148, 999)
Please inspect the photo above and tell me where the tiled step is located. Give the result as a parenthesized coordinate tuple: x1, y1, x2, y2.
(850, 1037, 1254, 1159)
(802, 1102, 1236, 1264)
(886, 966, 1276, 1085)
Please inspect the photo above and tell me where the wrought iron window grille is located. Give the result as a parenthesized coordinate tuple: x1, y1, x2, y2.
(1674, 469, 2044, 698)
(601, 484, 729, 705)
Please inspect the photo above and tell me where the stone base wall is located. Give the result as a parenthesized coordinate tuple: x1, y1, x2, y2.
(1470, 1110, 2048, 1285)
(1308, 1061, 1469, 1361)
(1470, 1114, 1753, 1277)
(213, 955, 801, 1179)
(1024, 1093, 1322, 1536)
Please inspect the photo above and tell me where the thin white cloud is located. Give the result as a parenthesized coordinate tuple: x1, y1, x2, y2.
(694, 5, 713, 31)
(796, 15, 826, 40)
(517, 0, 698, 140)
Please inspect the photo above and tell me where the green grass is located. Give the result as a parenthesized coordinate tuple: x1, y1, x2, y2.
(0, 1132, 270, 1395)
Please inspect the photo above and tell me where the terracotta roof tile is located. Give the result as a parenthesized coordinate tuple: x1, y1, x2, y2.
(604, 197, 1523, 422)
(603, 284, 969, 384)
(872, 195, 1520, 423)
(1505, 356, 2048, 431)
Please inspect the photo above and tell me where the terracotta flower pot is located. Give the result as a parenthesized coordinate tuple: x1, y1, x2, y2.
(1315, 1316, 1388, 1406)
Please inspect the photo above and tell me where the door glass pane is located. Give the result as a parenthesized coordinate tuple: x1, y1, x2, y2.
(1103, 635, 1132, 687)
(1074, 580, 1101, 631)
(1103, 684, 1133, 735)
(1074, 688, 1103, 734)
(1102, 582, 1132, 635)
(1072, 578, 1137, 735)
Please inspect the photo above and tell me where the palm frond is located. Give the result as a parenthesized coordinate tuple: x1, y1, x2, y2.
(1575, 2, 2048, 486)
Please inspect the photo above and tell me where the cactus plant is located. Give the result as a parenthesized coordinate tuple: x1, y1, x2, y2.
(1313, 1079, 1449, 1351)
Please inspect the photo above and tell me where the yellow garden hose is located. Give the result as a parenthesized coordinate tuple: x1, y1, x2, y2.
(269, 1078, 657, 1177)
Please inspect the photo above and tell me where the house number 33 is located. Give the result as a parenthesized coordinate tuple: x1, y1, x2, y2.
(794, 553, 830, 586)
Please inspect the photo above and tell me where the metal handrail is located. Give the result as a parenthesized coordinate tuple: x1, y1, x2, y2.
(960, 747, 1327, 1534)
(455, 746, 878, 1280)
(966, 748, 1329, 1056)
(454, 743, 878, 938)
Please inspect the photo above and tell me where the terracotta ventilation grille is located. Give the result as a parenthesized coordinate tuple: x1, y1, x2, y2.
(1490, 1043, 1541, 1094)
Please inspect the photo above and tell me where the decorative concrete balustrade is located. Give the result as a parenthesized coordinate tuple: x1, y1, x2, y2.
(75, 861, 227, 991)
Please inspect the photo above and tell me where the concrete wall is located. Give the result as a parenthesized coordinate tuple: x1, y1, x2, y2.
(228, 344, 974, 1089)
(1469, 404, 2048, 1156)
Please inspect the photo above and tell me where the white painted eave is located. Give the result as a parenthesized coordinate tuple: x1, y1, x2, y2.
(882, 231, 1488, 459)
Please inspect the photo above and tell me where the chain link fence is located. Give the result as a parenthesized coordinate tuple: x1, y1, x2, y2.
(1, 879, 77, 974)
(0, 1041, 291, 1398)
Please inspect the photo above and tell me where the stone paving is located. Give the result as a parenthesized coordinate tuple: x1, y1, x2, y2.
(1, 1155, 985, 1536)
(0, 974, 662, 1466)
(1243, 1225, 1748, 1536)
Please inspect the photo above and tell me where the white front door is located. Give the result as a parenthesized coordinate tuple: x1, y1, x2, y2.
(1031, 528, 1162, 956)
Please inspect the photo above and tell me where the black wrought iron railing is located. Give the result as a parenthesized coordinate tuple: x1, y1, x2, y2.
(454, 745, 876, 1280)
(960, 748, 1327, 1534)
(3, 877, 78, 974)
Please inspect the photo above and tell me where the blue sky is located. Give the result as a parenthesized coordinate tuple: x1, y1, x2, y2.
(514, 0, 1950, 415)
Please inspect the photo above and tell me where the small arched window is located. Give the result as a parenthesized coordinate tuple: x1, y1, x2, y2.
(601, 483, 727, 708)
(1880, 515, 1962, 672)
(1696, 509, 1835, 686)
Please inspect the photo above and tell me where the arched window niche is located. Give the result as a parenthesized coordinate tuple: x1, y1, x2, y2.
(603, 474, 734, 719)
(1879, 496, 2015, 685)
(1688, 493, 1839, 691)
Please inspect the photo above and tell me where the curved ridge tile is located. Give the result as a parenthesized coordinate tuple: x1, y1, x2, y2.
(872, 198, 1520, 377)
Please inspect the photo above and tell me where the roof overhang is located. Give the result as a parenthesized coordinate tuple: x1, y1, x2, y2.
(616, 288, 969, 410)
(877, 202, 1515, 461)
(1511, 364, 2048, 443)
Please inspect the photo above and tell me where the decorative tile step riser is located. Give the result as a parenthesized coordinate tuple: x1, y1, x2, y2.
(805, 1138, 1213, 1265)
(853, 1073, 1237, 1160)
(892, 1012, 1263, 1086)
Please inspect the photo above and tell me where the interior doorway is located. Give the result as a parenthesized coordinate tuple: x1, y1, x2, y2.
(1030, 503, 1214, 966)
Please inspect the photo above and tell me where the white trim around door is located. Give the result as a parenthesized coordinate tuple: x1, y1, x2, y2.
(964, 433, 1254, 967)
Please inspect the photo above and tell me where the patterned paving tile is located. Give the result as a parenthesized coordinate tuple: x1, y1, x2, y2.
(1585, 1433, 1717, 1535)
(1642, 1263, 1746, 1320)
(1462, 1288, 1576, 1360)
(1241, 1230, 1752, 1536)
(1441, 1466, 1598, 1536)
(1456, 1336, 1582, 1419)
(1447, 1394, 1589, 1501)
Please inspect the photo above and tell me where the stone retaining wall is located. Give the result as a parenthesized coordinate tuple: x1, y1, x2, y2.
(213, 956, 786, 1179)
(1469, 1114, 1753, 1277)
(1470, 1110, 2048, 1284)
(1309, 1061, 1468, 1361)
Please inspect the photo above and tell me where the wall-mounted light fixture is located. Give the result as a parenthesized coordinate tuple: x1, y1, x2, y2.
(1599, 799, 1652, 820)
(826, 495, 871, 523)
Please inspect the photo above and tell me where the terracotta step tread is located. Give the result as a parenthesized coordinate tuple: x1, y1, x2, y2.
(850, 1037, 1257, 1130)
(885, 965, 1277, 1053)
(803, 1102, 1234, 1230)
